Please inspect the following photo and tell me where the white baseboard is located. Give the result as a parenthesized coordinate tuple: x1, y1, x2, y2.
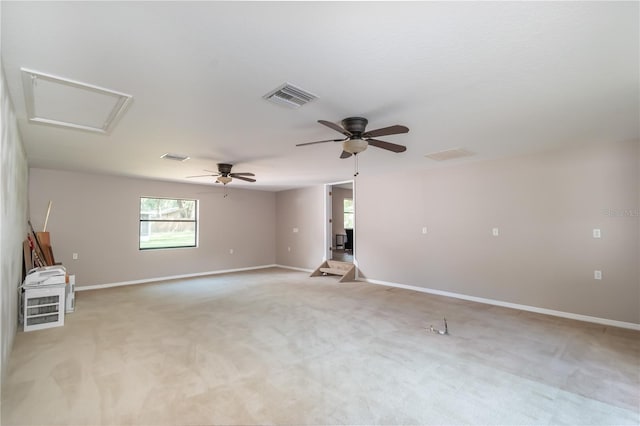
(274, 264, 314, 273)
(76, 264, 279, 291)
(76, 267, 637, 330)
(361, 278, 640, 331)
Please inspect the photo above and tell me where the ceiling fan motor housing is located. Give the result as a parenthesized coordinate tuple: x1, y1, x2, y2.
(342, 117, 368, 135)
(217, 163, 233, 175)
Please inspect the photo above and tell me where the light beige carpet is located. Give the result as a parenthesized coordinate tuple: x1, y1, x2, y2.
(2, 267, 639, 425)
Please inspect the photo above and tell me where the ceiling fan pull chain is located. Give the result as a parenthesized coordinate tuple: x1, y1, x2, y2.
(354, 154, 359, 177)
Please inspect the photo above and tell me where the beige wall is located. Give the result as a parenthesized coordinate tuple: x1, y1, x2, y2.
(331, 187, 352, 248)
(0, 64, 29, 387)
(275, 186, 325, 270)
(275, 140, 639, 325)
(356, 139, 639, 324)
(16, 140, 640, 338)
(29, 169, 276, 287)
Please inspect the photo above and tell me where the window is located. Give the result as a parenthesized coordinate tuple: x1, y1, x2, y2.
(344, 198, 354, 229)
(139, 197, 197, 250)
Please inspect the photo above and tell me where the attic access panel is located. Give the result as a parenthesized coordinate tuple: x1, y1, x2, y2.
(21, 68, 133, 134)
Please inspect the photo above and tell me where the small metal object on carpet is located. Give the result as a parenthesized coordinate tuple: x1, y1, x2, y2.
(429, 317, 449, 335)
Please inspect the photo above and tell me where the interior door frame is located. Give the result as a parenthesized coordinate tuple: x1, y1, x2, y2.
(324, 179, 356, 266)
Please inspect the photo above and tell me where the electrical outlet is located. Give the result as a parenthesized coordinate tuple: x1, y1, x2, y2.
(72, 253, 78, 260)
(422, 227, 428, 234)
(492, 228, 499, 237)
(287, 246, 291, 252)
(593, 229, 601, 239)
(594, 270, 602, 280)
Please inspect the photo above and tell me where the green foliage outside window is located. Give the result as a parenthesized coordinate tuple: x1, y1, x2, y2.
(139, 197, 197, 249)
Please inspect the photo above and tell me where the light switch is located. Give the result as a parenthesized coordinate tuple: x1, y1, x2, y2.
(594, 270, 602, 280)
(229, 248, 234, 254)
(593, 229, 601, 239)
(422, 227, 428, 234)
(72, 253, 78, 260)
(492, 228, 499, 237)
(293, 227, 299, 233)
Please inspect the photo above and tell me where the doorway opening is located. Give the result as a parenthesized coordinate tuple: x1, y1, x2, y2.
(325, 181, 354, 264)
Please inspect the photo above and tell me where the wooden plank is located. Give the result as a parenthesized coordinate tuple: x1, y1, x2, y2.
(23, 239, 32, 278)
(338, 265, 357, 283)
(36, 232, 54, 266)
(319, 267, 347, 276)
(27, 234, 46, 268)
(310, 261, 329, 277)
(28, 221, 48, 266)
(327, 260, 353, 271)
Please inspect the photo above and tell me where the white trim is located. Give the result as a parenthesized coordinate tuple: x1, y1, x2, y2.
(21, 67, 132, 135)
(323, 180, 354, 262)
(76, 264, 279, 291)
(76, 267, 637, 330)
(351, 179, 358, 273)
(323, 183, 332, 261)
(361, 278, 640, 331)
(325, 179, 357, 270)
(275, 264, 314, 273)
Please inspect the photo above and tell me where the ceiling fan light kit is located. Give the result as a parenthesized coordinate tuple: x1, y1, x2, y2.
(343, 138, 368, 154)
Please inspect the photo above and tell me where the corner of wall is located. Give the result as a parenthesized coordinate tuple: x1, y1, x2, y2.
(0, 59, 30, 391)
(275, 185, 325, 269)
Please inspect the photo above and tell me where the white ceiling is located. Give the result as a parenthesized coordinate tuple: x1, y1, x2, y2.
(2, 2, 638, 191)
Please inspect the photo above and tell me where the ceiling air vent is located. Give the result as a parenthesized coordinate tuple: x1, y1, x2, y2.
(425, 148, 475, 161)
(160, 153, 190, 161)
(263, 83, 317, 108)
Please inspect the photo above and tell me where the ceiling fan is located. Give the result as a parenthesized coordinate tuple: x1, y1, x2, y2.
(187, 163, 256, 185)
(296, 117, 409, 158)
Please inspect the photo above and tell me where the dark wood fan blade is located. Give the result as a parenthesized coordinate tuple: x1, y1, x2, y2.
(362, 125, 409, 138)
(367, 139, 407, 153)
(296, 138, 345, 147)
(340, 150, 352, 159)
(230, 172, 255, 177)
(318, 120, 352, 136)
(186, 174, 217, 178)
(203, 169, 220, 174)
(233, 176, 256, 183)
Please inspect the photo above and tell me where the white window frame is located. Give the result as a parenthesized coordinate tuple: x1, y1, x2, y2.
(139, 197, 198, 250)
